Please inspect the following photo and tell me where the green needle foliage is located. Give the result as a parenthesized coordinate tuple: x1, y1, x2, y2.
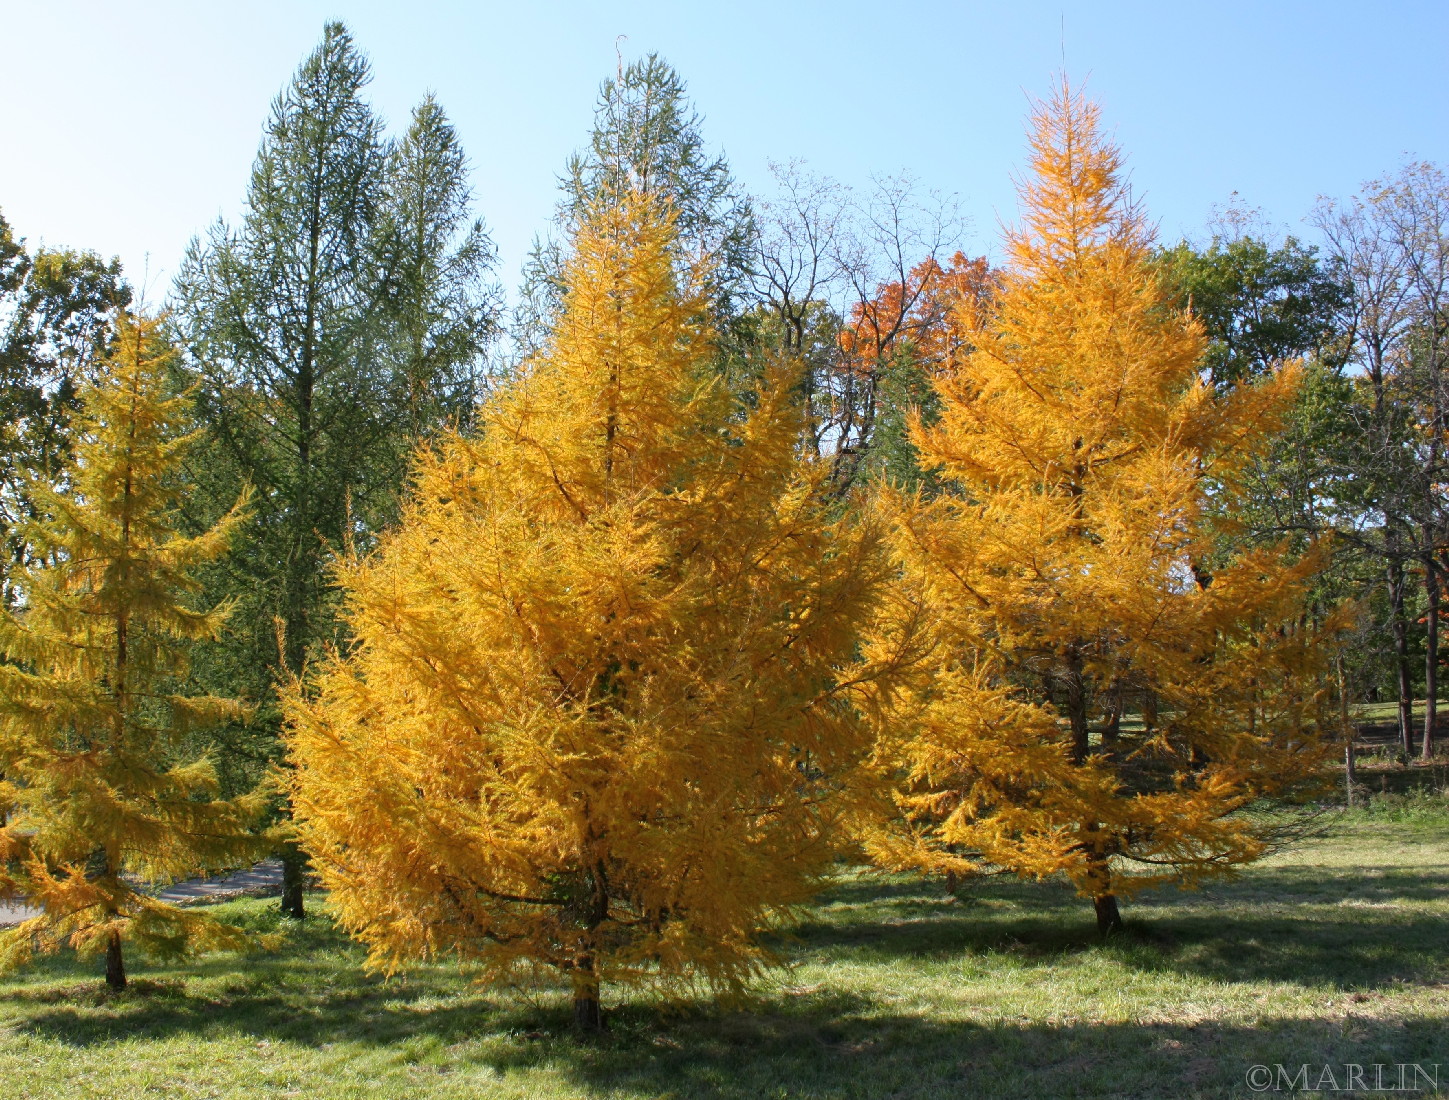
(174, 23, 501, 914)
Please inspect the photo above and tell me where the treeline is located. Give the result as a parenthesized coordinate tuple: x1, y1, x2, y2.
(0, 24, 1445, 1026)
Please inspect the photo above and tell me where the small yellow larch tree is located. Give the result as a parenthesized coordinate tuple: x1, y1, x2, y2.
(0, 314, 265, 990)
(285, 191, 899, 1029)
(868, 81, 1339, 933)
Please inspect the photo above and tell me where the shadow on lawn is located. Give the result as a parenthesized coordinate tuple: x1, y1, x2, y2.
(9, 857, 1449, 1099)
(11, 974, 1446, 1099)
(553, 1008, 1448, 1100)
(10, 967, 502, 1051)
(788, 864, 1449, 993)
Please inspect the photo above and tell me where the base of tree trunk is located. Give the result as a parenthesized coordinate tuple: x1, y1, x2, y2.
(105, 931, 126, 991)
(945, 870, 959, 897)
(572, 994, 603, 1032)
(570, 962, 604, 1033)
(280, 851, 307, 919)
(1345, 741, 1358, 807)
(1094, 893, 1123, 937)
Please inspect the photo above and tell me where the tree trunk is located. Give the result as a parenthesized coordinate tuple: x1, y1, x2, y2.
(1063, 652, 1090, 765)
(944, 870, 959, 897)
(1337, 655, 1357, 806)
(1101, 682, 1122, 754)
(105, 929, 126, 991)
(1084, 833, 1122, 936)
(280, 848, 307, 919)
(1094, 892, 1123, 937)
(1142, 689, 1158, 734)
(1387, 555, 1416, 759)
(1345, 741, 1358, 808)
(571, 961, 603, 1033)
(1424, 559, 1439, 762)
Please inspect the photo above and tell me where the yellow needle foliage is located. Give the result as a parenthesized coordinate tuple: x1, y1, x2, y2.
(869, 82, 1339, 932)
(0, 315, 266, 989)
(286, 192, 895, 1028)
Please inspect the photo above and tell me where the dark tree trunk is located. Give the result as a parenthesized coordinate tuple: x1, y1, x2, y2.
(1142, 689, 1158, 733)
(569, 857, 610, 1034)
(1084, 838, 1122, 936)
(571, 961, 603, 1033)
(1064, 652, 1090, 765)
(1424, 559, 1439, 762)
(1094, 892, 1123, 937)
(280, 848, 307, 919)
(1102, 682, 1122, 753)
(105, 929, 126, 991)
(1387, 555, 1416, 759)
(1345, 741, 1358, 807)
(945, 870, 959, 897)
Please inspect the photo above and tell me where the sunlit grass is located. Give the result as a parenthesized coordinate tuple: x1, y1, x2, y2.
(3, 803, 1447, 1099)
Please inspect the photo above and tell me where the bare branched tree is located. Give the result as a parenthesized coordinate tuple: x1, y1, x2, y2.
(1314, 162, 1449, 759)
(749, 163, 967, 492)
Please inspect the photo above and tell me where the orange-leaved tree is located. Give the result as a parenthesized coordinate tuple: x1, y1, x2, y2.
(841, 252, 997, 489)
(867, 81, 1339, 934)
(286, 190, 899, 1029)
(0, 314, 265, 990)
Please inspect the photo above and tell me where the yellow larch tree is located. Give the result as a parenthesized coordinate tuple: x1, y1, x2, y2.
(0, 314, 265, 990)
(868, 82, 1338, 934)
(285, 191, 897, 1029)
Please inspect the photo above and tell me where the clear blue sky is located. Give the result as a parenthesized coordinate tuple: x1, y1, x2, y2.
(1, 0, 1444, 302)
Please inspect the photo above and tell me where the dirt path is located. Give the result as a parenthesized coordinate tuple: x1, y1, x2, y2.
(0, 859, 285, 927)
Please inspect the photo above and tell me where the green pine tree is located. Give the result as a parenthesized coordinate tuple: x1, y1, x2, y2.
(175, 23, 500, 914)
(373, 93, 502, 445)
(517, 53, 754, 353)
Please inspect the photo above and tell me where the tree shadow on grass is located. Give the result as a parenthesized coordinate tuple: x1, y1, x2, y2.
(9, 967, 508, 1052)
(11, 972, 1446, 1099)
(8, 875, 1449, 1099)
(555, 1008, 1448, 1100)
(783, 865, 1449, 993)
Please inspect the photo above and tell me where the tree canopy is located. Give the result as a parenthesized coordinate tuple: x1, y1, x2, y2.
(287, 190, 898, 1028)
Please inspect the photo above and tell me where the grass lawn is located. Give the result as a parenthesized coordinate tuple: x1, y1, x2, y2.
(3, 801, 1447, 1099)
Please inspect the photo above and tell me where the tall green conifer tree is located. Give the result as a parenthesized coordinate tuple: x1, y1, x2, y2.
(174, 22, 388, 916)
(175, 23, 500, 914)
(0, 315, 263, 990)
(373, 93, 501, 443)
(517, 54, 753, 352)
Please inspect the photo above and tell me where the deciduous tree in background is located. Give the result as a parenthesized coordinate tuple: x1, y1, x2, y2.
(287, 192, 899, 1029)
(841, 251, 995, 492)
(0, 315, 264, 990)
(869, 82, 1339, 934)
(1157, 232, 1348, 390)
(746, 162, 971, 494)
(1314, 164, 1449, 761)
(1, 211, 130, 602)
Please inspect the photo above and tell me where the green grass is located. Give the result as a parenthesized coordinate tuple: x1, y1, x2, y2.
(3, 807, 1448, 1099)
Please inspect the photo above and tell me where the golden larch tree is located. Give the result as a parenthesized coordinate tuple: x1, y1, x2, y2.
(286, 192, 896, 1029)
(0, 314, 265, 990)
(869, 82, 1338, 933)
